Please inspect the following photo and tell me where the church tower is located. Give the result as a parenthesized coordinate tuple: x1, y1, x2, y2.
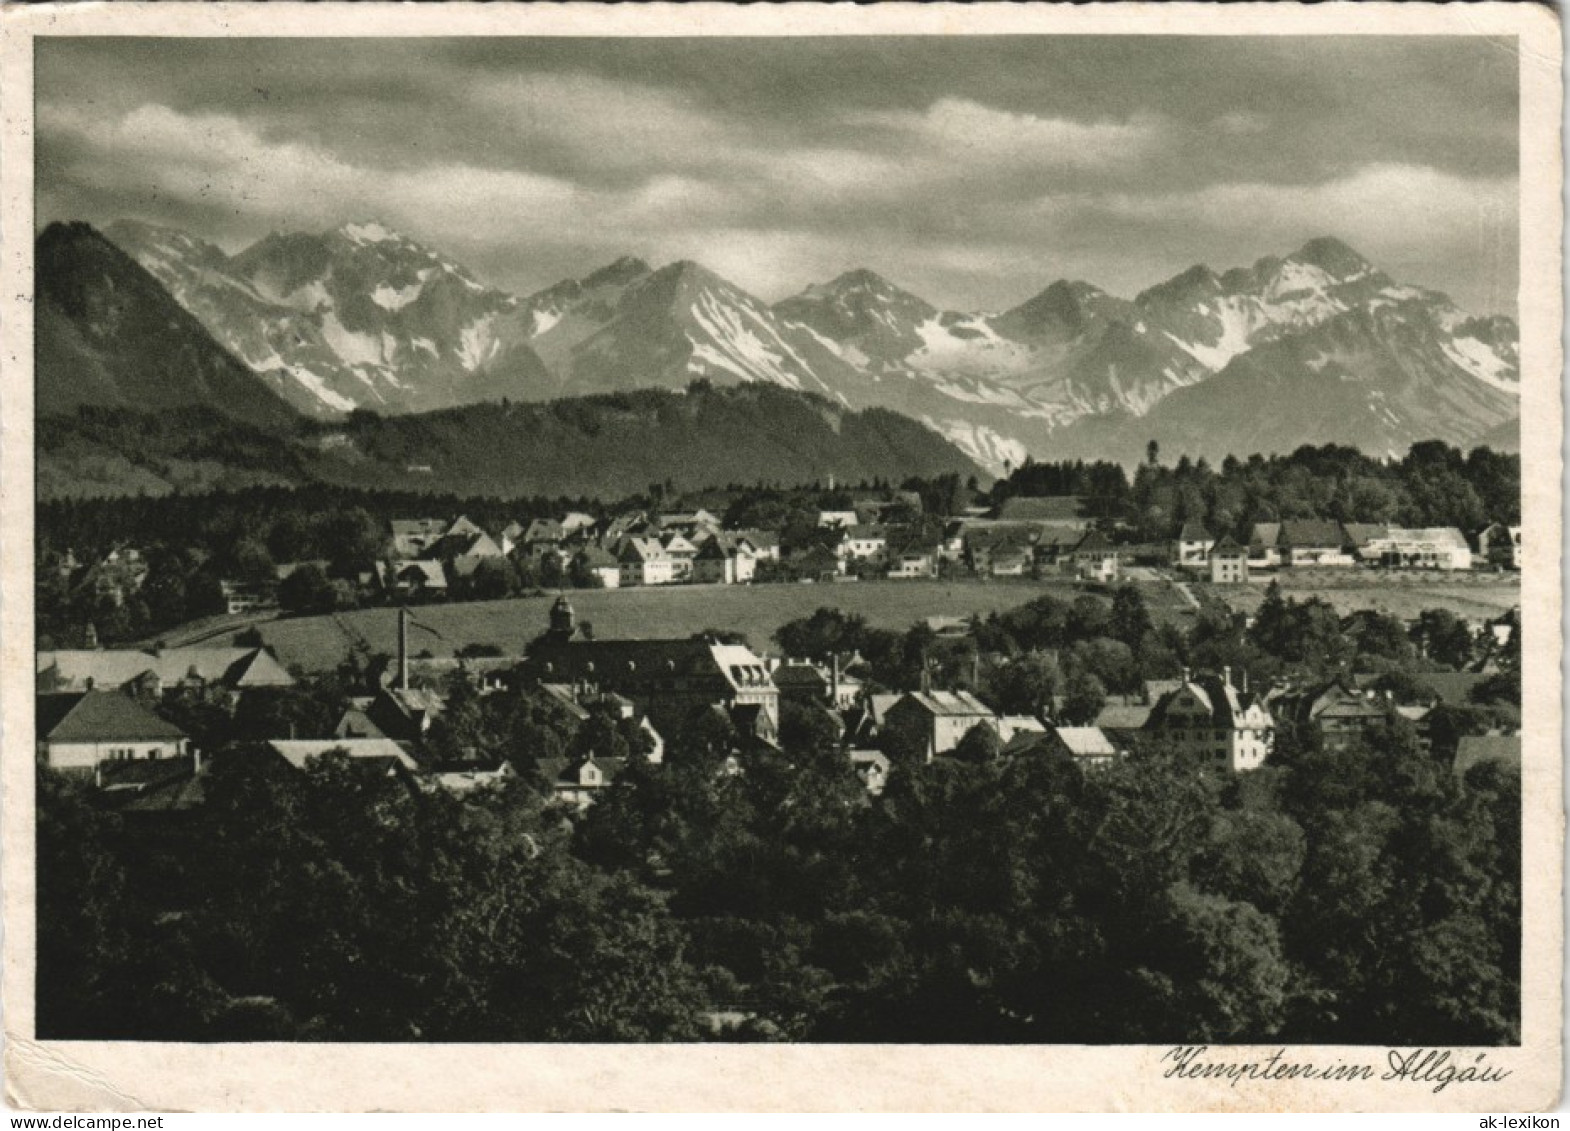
(547, 595, 576, 644)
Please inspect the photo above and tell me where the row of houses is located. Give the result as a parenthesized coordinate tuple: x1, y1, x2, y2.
(1176, 520, 1520, 579)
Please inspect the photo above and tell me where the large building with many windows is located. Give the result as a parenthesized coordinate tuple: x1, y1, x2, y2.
(1144, 668, 1273, 772)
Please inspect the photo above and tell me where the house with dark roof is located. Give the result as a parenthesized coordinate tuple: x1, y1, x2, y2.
(1068, 530, 1120, 582)
(539, 755, 626, 810)
(1145, 668, 1273, 772)
(693, 534, 756, 585)
(37, 690, 189, 773)
(525, 599, 779, 740)
(375, 559, 449, 599)
(1209, 535, 1248, 584)
(1277, 520, 1354, 567)
(571, 543, 622, 589)
(1272, 680, 1392, 753)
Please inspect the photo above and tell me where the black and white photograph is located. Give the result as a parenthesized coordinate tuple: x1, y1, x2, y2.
(3, 1, 1562, 1114)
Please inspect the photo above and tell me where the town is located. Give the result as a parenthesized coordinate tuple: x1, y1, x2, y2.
(35, 443, 1523, 1046)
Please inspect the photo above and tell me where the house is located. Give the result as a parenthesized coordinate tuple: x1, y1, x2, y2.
(220, 579, 278, 615)
(525, 598, 780, 740)
(658, 509, 722, 536)
(818, 509, 860, 529)
(661, 532, 700, 580)
(772, 658, 861, 710)
(266, 738, 421, 775)
(1069, 530, 1120, 582)
(997, 715, 1047, 742)
(539, 755, 625, 810)
(1248, 523, 1282, 570)
(1478, 523, 1522, 570)
(791, 544, 845, 582)
(883, 690, 997, 761)
(560, 512, 598, 537)
(732, 530, 782, 562)
(37, 690, 190, 773)
(839, 525, 890, 562)
(1208, 535, 1249, 584)
(1454, 735, 1521, 777)
(389, 519, 448, 560)
(1273, 680, 1392, 753)
(36, 646, 295, 697)
(377, 558, 449, 599)
(434, 530, 507, 578)
(886, 534, 940, 580)
(1037, 725, 1121, 770)
(422, 759, 516, 793)
(1361, 527, 1473, 571)
(1145, 668, 1273, 772)
(521, 518, 564, 550)
(1173, 522, 1213, 570)
(849, 750, 891, 795)
(693, 535, 756, 585)
(367, 685, 447, 742)
(617, 537, 676, 587)
(562, 544, 616, 589)
(1276, 521, 1354, 567)
(445, 515, 486, 540)
(967, 528, 1034, 577)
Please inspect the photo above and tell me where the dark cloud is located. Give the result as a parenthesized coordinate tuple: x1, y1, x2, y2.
(36, 36, 1518, 314)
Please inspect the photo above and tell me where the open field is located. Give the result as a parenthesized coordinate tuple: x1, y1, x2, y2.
(1207, 572, 1521, 624)
(253, 577, 1198, 672)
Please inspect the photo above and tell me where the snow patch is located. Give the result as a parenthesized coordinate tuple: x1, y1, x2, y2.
(531, 307, 562, 336)
(371, 281, 425, 311)
(457, 314, 501, 371)
(1441, 335, 1519, 394)
(289, 366, 358, 412)
(321, 311, 388, 368)
(342, 221, 398, 245)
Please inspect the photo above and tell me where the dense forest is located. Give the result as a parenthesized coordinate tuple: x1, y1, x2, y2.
(990, 441, 1520, 540)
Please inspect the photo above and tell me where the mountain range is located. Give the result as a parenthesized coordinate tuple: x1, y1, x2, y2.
(44, 219, 1520, 472)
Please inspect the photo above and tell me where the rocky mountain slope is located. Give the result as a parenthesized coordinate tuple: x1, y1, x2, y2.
(104, 219, 547, 417)
(93, 219, 1520, 471)
(35, 223, 298, 429)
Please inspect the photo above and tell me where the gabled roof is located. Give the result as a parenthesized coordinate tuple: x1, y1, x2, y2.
(1249, 522, 1281, 550)
(1341, 523, 1390, 548)
(894, 690, 993, 718)
(1053, 726, 1118, 757)
(1072, 530, 1116, 554)
(1279, 520, 1347, 548)
(1177, 521, 1212, 542)
(40, 691, 187, 743)
(1210, 534, 1246, 556)
(267, 738, 420, 773)
(1147, 674, 1270, 730)
(37, 648, 294, 692)
(574, 544, 619, 568)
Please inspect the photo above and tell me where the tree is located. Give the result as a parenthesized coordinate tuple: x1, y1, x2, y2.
(952, 722, 1002, 766)
(1411, 609, 1476, 670)
(1060, 670, 1107, 726)
(277, 563, 337, 616)
(1109, 585, 1154, 650)
(1147, 439, 1160, 467)
(986, 652, 1061, 717)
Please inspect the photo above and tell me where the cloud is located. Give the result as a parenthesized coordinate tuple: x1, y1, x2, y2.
(851, 98, 1163, 170)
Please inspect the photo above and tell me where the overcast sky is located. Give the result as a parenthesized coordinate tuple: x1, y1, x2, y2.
(36, 36, 1519, 315)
